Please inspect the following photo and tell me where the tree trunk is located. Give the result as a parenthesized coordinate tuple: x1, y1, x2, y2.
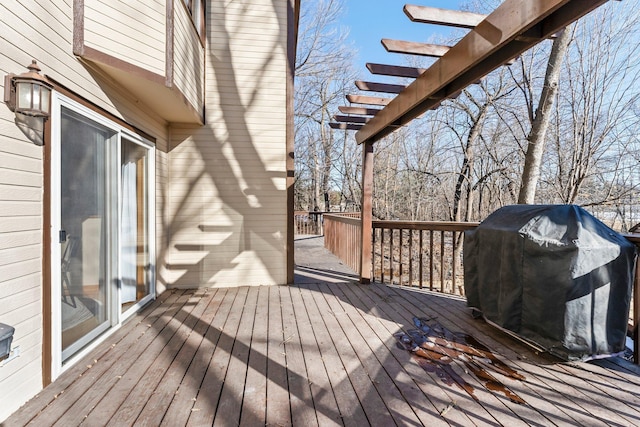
(452, 105, 487, 222)
(518, 25, 574, 204)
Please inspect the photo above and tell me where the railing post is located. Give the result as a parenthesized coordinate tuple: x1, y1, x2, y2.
(635, 254, 639, 364)
(360, 141, 374, 284)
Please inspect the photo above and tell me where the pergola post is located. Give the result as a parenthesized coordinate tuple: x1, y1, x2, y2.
(360, 141, 374, 284)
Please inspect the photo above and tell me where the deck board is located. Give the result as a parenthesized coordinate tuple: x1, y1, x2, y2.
(298, 283, 369, 426)
(135, 289, 216, 427)
(390, 285, 595, 426)
(309, 283, 397, 426)
(392, 285, 628, 426)
(265, 284, 292, 427)
(4, 236, 640, 427)
(213, 286, 259, 427)
(280, 286, 319, 427)
(321, 282, 435, 426)
(288, 285, 343, 426)
(327, 283, 448, 426)
(187, 286, 248, 426)
(104, 290, 205, 426)
(346, 282, 499, 426)
(160, 288, 228, 427)
(334, 282, 464, 427)
(238, 286, 269, 426)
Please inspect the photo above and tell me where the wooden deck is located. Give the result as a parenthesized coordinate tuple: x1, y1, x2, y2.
(5, 237, 640, 426)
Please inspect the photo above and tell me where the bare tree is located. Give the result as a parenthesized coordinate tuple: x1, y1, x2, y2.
(544, 6, 640, 210)
(517, 25, 574, 204)
(294, 0, 356, 211)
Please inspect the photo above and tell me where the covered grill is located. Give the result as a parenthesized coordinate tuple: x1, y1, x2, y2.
(464, 205, 636, 361)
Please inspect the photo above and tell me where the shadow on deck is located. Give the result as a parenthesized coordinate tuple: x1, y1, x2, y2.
(4, 236, 640, 426)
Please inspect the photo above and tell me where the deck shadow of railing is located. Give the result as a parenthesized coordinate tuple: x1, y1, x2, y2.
(294, 264, 359, 284)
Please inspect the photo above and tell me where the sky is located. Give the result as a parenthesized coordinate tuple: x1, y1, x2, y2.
(340, 0, 468, 80)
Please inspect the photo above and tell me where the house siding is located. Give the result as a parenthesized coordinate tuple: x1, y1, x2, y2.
(173, 3, 205, 112)
(84, 0, 166, 76)
(1, 0, 290, 420)
(166, 0, 288, 287)
(0, 0, 169, 421)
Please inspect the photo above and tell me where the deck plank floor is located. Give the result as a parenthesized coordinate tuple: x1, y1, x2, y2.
(4, 236, 640, 426)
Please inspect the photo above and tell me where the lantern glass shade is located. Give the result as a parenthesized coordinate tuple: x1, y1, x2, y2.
(15, 79, 51, 117)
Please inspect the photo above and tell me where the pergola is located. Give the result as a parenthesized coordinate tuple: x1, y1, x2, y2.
(329, 0, 614, 284)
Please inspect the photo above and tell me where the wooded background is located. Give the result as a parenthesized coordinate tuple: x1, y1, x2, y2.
(294, 0, 640, 231)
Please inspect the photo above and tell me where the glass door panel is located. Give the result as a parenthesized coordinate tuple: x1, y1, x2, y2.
(120, 138, 151, 312)
(60, 107, 115, 361)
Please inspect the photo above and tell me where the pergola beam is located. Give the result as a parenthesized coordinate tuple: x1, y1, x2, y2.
(366, 63, 426, 78)
(355, 80, 406, 94)
(404, 4, 486, 29)
(329, 122, 364, 131)
(381, 39, 450, 57)
(346, 94, 392, 106)
(334, 115, 370, 124)
(338, 106, 381, 116)
(356, 0, 610, 145)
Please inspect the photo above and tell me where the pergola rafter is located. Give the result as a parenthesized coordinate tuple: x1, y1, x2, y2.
(366, 63, 426, 78)
(333, 115, 370, 124)
(338, 106, 381, 116)
(381, 39, 450, 57)
(354, 80, 406, 94)
(329, 122, 363, 131)
(346, 94, 392, 106)
(403, 4, 486, 29)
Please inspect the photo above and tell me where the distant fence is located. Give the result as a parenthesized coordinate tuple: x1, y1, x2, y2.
(323, 213, 362, 273)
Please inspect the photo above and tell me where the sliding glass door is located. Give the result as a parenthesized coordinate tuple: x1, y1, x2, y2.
(52, 95, 155, 371)
(120, 138, 151, 313)
(59, 107, 115, 360)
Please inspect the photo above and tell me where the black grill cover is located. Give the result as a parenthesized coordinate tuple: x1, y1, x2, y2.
(464, 205, 636, 361)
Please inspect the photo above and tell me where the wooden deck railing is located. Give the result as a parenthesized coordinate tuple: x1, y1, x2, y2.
(623, 233, 640, 363)
(322, 215, 640, 363)
(372, 221, 480, 296)
(294, 211, 326, 235)
(323, 213, 362, 273)
(295, 211, 360, 236)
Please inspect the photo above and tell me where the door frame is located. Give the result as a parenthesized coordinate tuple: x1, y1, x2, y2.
(49, 91, 156, 379)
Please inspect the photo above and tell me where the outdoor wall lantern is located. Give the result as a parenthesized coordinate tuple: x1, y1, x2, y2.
(3, 60, 52, 145)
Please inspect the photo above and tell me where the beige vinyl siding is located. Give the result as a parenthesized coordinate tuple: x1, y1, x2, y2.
(167, 0, 288, 287)
(155, 149, 169, 294)
(0, 54, 44, 417)
(0, 0, 169, 421)
(84, 0, 166, 76)
(173, 3, 204, 111)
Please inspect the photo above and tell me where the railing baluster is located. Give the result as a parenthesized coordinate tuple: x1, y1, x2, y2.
(381, 229, 385, 283)
(429, 231, 434, 291)
(409, 229, 414, 287)
(440, 230, 445, 293)
(452, 231, 457, 294)
(372, 227, 377, 281)
(390, 229, 395, 285)
(399, 229, 403, 286)
(419, 230, 423, 289)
